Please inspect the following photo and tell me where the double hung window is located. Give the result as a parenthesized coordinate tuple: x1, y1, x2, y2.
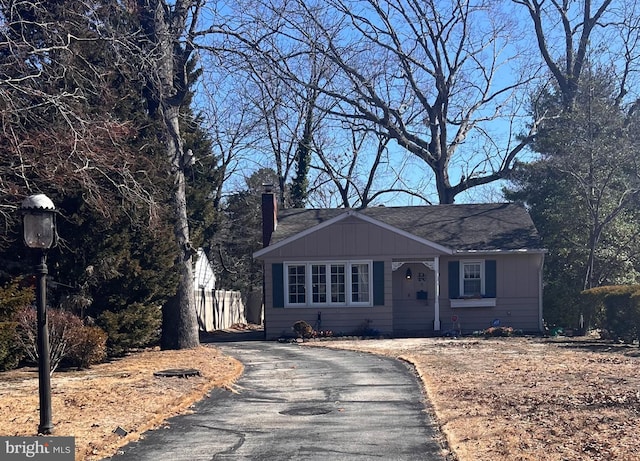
(351, 263, 370, 303)
(330, 264, 346, 303)
(311, 265, 327, 303)
(462, 262, 482, 297)
(449, 259, 497, 307)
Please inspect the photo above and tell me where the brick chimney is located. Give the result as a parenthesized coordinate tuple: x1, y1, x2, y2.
(261, 184, 277, 247)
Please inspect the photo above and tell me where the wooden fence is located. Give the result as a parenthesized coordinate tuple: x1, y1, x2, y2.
(195, 289, 246, 332)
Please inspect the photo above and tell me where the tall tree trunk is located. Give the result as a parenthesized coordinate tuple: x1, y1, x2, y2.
(583, 231, 597, 291)
(161, 105, 199, 349)
(140, 0, 199, 349)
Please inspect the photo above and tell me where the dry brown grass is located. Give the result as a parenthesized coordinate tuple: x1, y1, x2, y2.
(0, 345, 242, 461)
(4, 334, 640, 461)
(307, 336, 640, 461)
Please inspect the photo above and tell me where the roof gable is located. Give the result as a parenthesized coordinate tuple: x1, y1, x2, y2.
(254, 202, 543, 259)
(253, 210, 453, 258)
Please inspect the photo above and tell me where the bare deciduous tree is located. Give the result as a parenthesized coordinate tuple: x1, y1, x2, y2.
(231, 0, 541, 204)
(513, 0, 616, 109)
(311, 123, 432, 207)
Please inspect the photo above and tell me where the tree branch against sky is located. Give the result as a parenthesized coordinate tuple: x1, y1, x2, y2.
(226, 0, 542, 204)
(511, 0, 640, 110)
(308, 118, 433, 207)
(242, 63, 311, 208)
(192, 64, 264, 211)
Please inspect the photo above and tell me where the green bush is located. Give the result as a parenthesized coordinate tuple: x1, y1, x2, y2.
(581, 285, 640, 343)
(0, 322, 22, 371)
(543, 283, 584, 328)
(0, 278, 34, 371)
(0, 277, 35, 319)
(580, 286, 612, 329)
(97, 303, 162, 356)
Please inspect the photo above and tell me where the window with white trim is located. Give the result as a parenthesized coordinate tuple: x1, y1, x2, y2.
(311, 264, 327, 303)
(449, 259, 496, 307)
(461, 261, 483, 297)
(287, 264, 306, 304)
(351, 263, 370, 303)
(285, 261, 372, 307)
(330, 264, 346, 303)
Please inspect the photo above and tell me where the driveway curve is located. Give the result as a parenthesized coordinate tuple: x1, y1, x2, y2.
(108, 341, 446, 461)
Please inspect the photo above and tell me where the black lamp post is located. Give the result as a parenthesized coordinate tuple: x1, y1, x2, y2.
(21, 194, 57, 435)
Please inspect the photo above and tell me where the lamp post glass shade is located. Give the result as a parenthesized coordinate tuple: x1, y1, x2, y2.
(20, 194, 56, 434)
(21, 194, 56, 249)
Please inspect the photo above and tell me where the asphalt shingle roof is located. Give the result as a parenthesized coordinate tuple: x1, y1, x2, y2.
(271, 203, 542, 251)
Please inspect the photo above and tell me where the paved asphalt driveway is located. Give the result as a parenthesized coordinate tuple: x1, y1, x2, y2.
(107, 341, 446, 460)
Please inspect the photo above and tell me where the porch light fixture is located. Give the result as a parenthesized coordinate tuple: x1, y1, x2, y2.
(21, 193, 57, 434)
(405, 267, 412, 280)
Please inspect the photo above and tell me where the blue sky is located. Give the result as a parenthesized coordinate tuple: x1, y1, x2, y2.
(191, 0, 637, 208)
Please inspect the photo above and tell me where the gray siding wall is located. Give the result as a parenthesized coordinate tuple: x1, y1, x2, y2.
(262, 257, 394, 340)
(438, 254, 542, 332)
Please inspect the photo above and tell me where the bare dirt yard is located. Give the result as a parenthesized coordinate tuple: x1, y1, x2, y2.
(0, 345, 242, 461)
(307, 335, 640, 461)
(2, 333, 640, 461)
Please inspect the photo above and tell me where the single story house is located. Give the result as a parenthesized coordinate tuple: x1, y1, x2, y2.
(254, 190, 545, 339)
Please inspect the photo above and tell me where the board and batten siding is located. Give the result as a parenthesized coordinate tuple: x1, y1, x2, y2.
(267, 216, 445, 259)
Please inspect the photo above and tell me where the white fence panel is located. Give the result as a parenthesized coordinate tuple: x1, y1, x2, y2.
(195, 288, 246, 332)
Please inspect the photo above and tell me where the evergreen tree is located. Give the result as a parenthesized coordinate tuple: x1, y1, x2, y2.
(506, 69, 640, 327)
(213, 169, 279, 296)
(289, 93, 317, 208)
(0, 1, 187, 353)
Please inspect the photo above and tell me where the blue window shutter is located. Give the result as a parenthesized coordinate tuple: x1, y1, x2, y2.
(448, 261, 460, 298)
(373, 261, 384, 305)
(485, 260, 497, 298)
(272, 263, 284, 308)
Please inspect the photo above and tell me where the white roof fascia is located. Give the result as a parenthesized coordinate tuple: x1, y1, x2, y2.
(253, 209, 453, 259)
(453, 249, 548, 255)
